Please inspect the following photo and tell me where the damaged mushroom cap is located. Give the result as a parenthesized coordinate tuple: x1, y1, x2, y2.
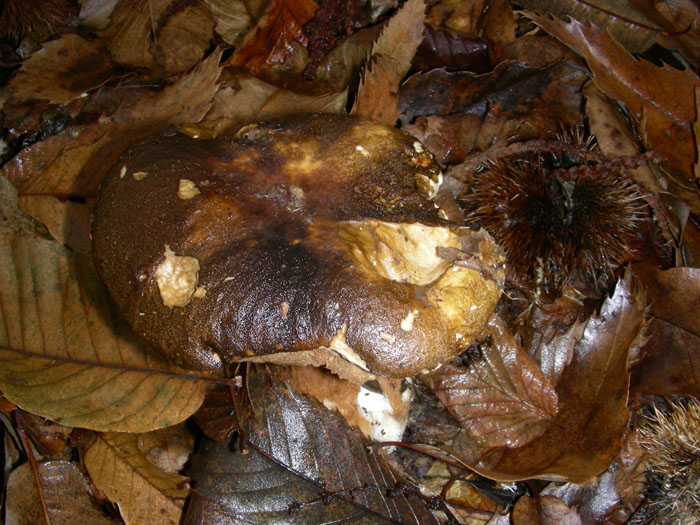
(91, 114, 504, 378)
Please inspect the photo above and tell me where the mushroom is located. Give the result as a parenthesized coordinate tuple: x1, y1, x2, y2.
(91, 114, 504, 383)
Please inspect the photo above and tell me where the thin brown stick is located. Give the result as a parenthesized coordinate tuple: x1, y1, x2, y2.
(13, 410, 51, 525)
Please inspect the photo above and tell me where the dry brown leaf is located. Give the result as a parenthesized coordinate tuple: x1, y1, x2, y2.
(136, 423, 195, 474)
(2, 49, 222, 198)
(5, 461, 118, 524)
(228, 0, 317, 74)
(102, 0, 215, 75)
(201, 73, 347, 136)
(512, 494, 582, 525)
(526, 12, 700, 181)
(3, 34, 125, 105)
(352, 0, 426, 124)
(85, 432, 190, 524)
(204, 0, 269, 44)
(467, 272, 645, 482)
(425, 316, 558, 449)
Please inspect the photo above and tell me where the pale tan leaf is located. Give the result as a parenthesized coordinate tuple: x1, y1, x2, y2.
(204, 0, 269, 45)
(102, 0, 215, 75)
(3, 34, 124, 105)
(425, 316, 558, 449)
(17, 196, 93, 253)
(6, 461, 118, 524)
(352, 0, 426, 123)
(0, 179, 209, 433)
(136, 423, 195, 474)
(201, 74, 347, 136)
(85, 432, 189, 524)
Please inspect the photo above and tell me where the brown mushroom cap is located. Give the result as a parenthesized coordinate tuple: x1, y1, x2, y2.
(92, 114, 504, 378)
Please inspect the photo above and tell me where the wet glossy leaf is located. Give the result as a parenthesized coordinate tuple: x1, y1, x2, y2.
(467, 272, 645, 482)
(85, 432, 190, 524)
(426, 316, 558, 449)
(187, 367, 440, 524)
(5, 461, 118, 525)
(352, 0, 426, 124)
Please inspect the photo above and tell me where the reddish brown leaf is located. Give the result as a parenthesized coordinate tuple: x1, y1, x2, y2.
(228, 0, 318, 75)
(186, 367, 441, 524)
(3, 34, 126, 105)
(467, 272, 645, 482)
(352, 0, 426, 124)
(526, 12, 700, 181)
(414, 26, 490, 73)
(426, 316, 558, 449)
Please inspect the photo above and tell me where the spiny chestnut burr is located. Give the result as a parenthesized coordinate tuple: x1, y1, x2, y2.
(459, 150, 648, 296)
(91, 114, 505, 378)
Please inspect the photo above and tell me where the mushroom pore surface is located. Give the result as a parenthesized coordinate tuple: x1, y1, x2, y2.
(91, 114, 504, 377)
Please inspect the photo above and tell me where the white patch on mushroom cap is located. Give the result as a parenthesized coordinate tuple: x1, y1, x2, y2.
(328, 324, 369, 371)
(132, 171, 148, 181)
(357, 386, 409, 442)
(119, 165, 127, 179)
(178, 179, 201, 199)
(154, 245, 200, 308)
(400, 310, 418, 332)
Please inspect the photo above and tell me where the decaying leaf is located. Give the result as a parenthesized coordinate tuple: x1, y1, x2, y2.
(187, 367, 441, 523)
(17, 195, 93, 253)
(2, 34, 125, 105)
(526, 12, 700, 181)
(228, 0, 317, 74)
(0, 178, 209, 432)
(85, 432, 190, 524)
(5, 461, 118, 524)
(352, 0, 426, 123)
(426, 316, 558, 449)
(511, 494, 582, 525)
(102, 0, 215, 75)
(467, 272, 646, 482)
(204, 0, 269, 45)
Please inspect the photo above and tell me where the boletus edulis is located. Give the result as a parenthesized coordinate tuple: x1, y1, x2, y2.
(92, 114, 504, 379)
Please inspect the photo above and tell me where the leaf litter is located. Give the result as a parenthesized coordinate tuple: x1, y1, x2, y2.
(1, 0, 700, 523)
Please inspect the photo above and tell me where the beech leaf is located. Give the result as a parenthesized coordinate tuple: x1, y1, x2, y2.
(525, 12, 700, 180)
(425, 316, 559, 449)
(467, 272, 646, 482)
(5, 461, 118, 525)
(204, 0, 269, 45)
(3, 34, 125, 105)
(0, 179, 209, 432)
(352, 0, 426, 124)
(187, 367, 441, 524)
(85, 432, 190, 524)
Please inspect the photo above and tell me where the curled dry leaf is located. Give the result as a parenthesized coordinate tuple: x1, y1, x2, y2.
(187, 367, 441, 524)
(0, 179, 208, 433)
(203, 0, 269, 45)
(3, 34, 125, 105)
(468, 272, 646, 482)
(85, 432, 190, 524)
(352, 0, 426, 124)
(5, 461, 118, 525)
(102, 0, 215, 75)
(425, 316, 559, 449)
(511, 494, 582, 525)
(526, 12, 700, 181)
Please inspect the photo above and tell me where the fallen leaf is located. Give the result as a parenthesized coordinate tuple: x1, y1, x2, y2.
(630, 264, 700, 397)
(228, 0, 317, 74)
(191, 385, 240, 441)
(352, 0, 426, 123)
(468, 272, 646, 482)
(526, 12, 700, 181)
(3, 34, 126, 105)
(512, 494, 582, 525)
(136, 423, 195, 474)
(19, 410, 73, 456)
(0, 179, 209, 432)
(414, 25, 490, 73)
(201, 73, 347, 136)
(425, 316, 559, 449)
(204, 0, 269, 45)
(85, 432, 189, 524)
(17, 196, 93, 253)
(186, 366, 441, 524)
(5, 461, 118, 524)
(102, 0, 215, 75)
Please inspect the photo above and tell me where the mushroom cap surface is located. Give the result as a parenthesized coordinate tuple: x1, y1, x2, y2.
(92, 114, 504, 377)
